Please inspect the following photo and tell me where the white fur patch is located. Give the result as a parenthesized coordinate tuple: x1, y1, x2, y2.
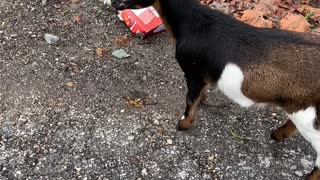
(218, 64, 254, 107)
(181, 115, 185, 120)
(288, 107, 320, 167)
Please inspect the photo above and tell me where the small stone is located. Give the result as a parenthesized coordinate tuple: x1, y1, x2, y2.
(154, 119, 159, 125)
(295, 171, 303, 177)
(226, 166, 232, 171)
(104, 0, 111, 5)
(166, 139, 173, 145)
(44, 34, 59, 44)
(31, 34, 37, 38)
(42, 0, 47, 6)
(66, 82, 74, 88)
(10, 34, 18, 38)
(272, 113, 277, 116)
(290, 165, 297, 170)
(128, 135, 135, 141)
(178, 171, 188, 180)
(208, 155, 214, 161)
(111, 49, 130, 59)
(120, 109, 125, 113)
(300, 157, 313, 169)
(141, 168, 148, 176)
(142, 76, 147, 81)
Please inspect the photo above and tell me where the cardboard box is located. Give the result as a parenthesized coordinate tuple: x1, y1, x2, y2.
(118, 7, 165, 38)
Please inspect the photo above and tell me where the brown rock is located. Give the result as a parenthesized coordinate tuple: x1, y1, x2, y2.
(280, 13, 311, 32)
(239, 9, 273, 28)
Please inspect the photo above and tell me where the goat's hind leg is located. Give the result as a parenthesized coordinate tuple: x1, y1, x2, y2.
(177, 75, 207, 130)
(271, 120, 297, 142)
(286, 106, 320, 180)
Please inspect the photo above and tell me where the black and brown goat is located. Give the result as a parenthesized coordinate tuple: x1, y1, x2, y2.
(112, 0, 320, 179)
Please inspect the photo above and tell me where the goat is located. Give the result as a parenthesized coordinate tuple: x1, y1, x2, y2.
(111, 0, 320, 179)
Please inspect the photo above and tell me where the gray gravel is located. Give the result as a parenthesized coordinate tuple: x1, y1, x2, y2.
(0, 0, 317, 179)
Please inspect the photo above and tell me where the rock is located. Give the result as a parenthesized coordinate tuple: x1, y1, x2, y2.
(300, 157, 313, 169)
(111, 49, 130, 59)
(280, 13, 311, 33)
(166, 139, 173, 145)
(238, 9, 273, 28)
(128, 135, 135, 141)
(66, 82, 74, 88)
(178, 171, 188, 180)
(154, 119, 159, 125)
(294, 170, 303, 177)
(44, 34, 59, 44)
(10, 34, 18, 38)
(42, 0, 47, 6)
(290, 165, 297, 170)
(141, 168, 148, 176)
(104, 0, 111, 5)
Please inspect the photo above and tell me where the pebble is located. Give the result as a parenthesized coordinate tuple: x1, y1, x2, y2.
(294, 170, 303, 177)
(44, 34, 59, 44)
(10, 34, 18, 38)
(120, 109, 125, 113)
(154, 119, 159, 125)
(104, 0, 111, 5)
(166, 139, 173, 145)
(141, 168, 148, 176)
(178, 171, 188, 179)
(290, 165, 297, 170)
(300, 157, 313, 169)
(42, 0, 47, 6)
(128, 135, 135, 141)
(112, 49, 130, 59)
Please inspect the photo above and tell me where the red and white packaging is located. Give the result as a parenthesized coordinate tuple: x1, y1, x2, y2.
(118, 7, 165, 38)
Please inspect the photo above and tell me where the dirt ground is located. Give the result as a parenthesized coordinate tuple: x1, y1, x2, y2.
(0, 0, 318, 179)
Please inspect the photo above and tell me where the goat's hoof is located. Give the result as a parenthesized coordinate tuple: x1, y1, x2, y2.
(307, 167, 320, 180)
(177, 119, 191, 130)
(270, 129, 288, 142)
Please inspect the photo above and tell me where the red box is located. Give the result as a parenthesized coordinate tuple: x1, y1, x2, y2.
(118, 7, 165, 38)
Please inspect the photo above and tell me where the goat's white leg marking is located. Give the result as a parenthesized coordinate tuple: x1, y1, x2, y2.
(218, 64, 254, 107)
(288, 107, 320, 167)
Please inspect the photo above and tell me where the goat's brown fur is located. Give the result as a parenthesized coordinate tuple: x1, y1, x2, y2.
(241, 42, 320, 113)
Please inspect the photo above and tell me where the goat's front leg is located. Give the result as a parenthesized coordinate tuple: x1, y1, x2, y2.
(177, 75, 207, 130)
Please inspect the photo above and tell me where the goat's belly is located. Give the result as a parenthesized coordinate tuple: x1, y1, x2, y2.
(217, 64, 255, 107)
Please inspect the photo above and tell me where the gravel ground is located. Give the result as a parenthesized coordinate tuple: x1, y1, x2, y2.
(0, 0, 317, 179)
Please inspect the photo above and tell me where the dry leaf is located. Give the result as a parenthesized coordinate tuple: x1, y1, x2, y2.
(74, 15, 89, 25)
(124, 97, 145, 108)
(114, 35, 130, 47)
(96, 48, 109, 58)
(280, 13, 311, 32)
(239, 9, 273, 28)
